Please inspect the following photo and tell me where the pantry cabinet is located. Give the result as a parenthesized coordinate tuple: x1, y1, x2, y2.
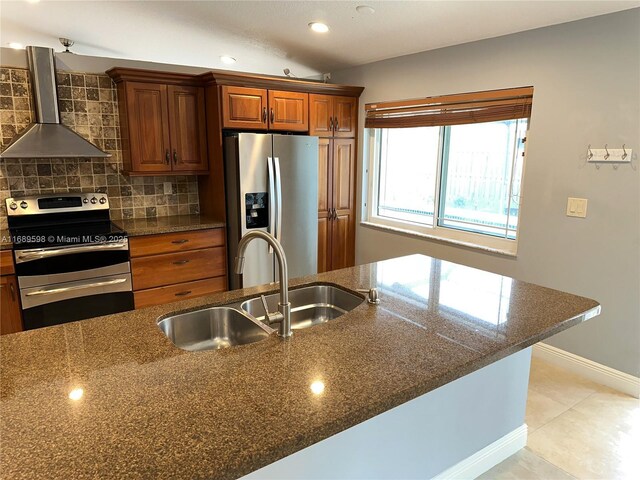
(311, 93, 358, 273)
(317, 138, 356, 272)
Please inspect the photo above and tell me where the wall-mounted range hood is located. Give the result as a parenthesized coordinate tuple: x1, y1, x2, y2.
(0, 46, 110, 159)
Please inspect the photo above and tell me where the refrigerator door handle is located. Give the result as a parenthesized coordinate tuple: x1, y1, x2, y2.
(273, 156, 283, 245)
(267, 156, 276, 254)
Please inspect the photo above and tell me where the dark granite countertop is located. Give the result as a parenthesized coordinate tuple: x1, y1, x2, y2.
(113, 214, 225, 237)
(0, 254, 600, 479)
(0, 216, 225, 250)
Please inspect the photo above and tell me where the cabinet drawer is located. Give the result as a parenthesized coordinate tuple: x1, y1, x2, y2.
(129, 229, 224, 257)
(134, 276, 226, 309)
(132, 247, 226, 290)
(1, 251, 15, 276)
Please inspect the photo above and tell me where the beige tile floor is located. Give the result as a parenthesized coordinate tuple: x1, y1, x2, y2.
(479, 356, 640, 480)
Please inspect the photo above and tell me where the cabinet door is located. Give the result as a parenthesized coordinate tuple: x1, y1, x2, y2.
(317, 217, 331, 274)
(1, 275, 22, 335)
(317, 138, 332, 273)
(331, 139, 356, 270)
(333, 96, 357, 138)
(221, 86, 268, 130)
(168, 85, 208, 172)
(309, 94, 333, 137)
(268, 90, 309, 132)
(125, 82, 172, 172)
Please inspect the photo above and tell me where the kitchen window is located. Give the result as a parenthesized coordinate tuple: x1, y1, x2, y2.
(364, 87, 532, 255)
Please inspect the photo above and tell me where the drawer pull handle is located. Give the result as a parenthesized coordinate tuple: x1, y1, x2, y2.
(171, 239, 189, 245)
(175, 290, 192, 297)
(172, 260, 190, 265)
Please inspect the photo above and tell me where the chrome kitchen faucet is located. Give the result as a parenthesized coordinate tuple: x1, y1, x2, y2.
(234, 231, 292, 338)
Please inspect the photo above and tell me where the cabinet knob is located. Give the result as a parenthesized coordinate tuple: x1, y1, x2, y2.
(329, 117, 334, 131)
(270, 108, 274, 124)
(165, 150, 170, 164)
(175, 290, 192, 297)
(173, 150, 178, 164)
(172, 260, 190, 266)
(171, 239, 189, 245)
(262, 107, 267, 123)
(335, 118, 339, 131)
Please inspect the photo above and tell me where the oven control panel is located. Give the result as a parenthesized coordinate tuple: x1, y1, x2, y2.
(6, 192, 110, 216)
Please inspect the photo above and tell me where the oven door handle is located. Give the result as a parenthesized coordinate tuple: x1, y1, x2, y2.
(25, 278, 128, 297)
(16, 242, 128, 263)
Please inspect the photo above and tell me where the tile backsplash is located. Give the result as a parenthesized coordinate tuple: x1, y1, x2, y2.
(0, 67, 200, 229)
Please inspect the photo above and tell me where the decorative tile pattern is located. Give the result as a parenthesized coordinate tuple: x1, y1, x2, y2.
(0, 67, 200, 229)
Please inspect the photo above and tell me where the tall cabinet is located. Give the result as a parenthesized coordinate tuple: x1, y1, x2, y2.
(310, 94, 358, 273)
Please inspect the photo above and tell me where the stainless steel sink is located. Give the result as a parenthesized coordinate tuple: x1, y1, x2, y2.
(241, 284, 364, 330)
(157, 307, 273, 352)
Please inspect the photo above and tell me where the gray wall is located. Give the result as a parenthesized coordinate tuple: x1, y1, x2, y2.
(332, 10, 640, 376)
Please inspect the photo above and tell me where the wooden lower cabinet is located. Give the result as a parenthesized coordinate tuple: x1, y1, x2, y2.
(1, 274, 22, 335)
(134, 277, 226, 309)
(132, 247, 226, 290)
(130, 228, 228, 309)
(317, 138, 356, 273)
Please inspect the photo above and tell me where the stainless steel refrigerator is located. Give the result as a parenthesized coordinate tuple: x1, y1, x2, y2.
(224, 133, 318, 289)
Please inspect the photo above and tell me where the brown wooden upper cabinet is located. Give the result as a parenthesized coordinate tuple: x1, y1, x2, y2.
(108, 71, 208, 175)
(221, 86, 308, 132)
(310, 94, 357, 138)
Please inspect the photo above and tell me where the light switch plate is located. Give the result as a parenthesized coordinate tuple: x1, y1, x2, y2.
(163, 182, 173, 195)
(567, 197, 588, 218)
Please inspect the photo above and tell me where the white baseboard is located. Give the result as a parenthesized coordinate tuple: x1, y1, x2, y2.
(533, 343, 640, 399)
(432, 424, 528, 480)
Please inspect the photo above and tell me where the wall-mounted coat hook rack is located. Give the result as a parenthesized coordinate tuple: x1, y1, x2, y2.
(587, 144, 632, 168)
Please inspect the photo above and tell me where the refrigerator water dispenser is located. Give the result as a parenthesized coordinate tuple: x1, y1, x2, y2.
(245, 192, 269, 229)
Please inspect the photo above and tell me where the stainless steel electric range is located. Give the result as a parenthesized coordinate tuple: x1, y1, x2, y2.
(6, 193, 134, 330)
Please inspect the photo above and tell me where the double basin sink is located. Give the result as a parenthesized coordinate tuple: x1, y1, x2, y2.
(157, 284, 365, 352)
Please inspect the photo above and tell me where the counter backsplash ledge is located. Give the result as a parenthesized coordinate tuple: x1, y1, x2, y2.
(0, 67, 200, 230)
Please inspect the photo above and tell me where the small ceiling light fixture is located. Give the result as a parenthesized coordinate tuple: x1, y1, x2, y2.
(220, 55, 236, 65)
(308, 22, 329, 33)
(25, 0, 41, 4)
(8, 42, 24, 50)
(59, 38, 75, 53)
(356, 5, 375, 14)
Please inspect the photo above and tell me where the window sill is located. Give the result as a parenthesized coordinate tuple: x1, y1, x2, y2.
(360, 221, 518, 257)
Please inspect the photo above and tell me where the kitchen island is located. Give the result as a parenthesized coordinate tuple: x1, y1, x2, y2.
(0, 255, 600, 479)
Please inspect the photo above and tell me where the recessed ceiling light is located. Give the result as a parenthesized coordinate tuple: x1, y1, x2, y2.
(309, 22, 329, 33)
(356, 5, 375, 14)
(8, 42, 23, 50)
(25, 0, 41, 3)
(220, 55, 236, 65)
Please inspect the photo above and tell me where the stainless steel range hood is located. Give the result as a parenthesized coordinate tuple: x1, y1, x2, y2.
(0, 46, 110, 159)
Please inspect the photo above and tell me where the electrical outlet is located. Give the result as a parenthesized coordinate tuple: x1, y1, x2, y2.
(566, 197, 588, 218)
(163, 182, 173, 195)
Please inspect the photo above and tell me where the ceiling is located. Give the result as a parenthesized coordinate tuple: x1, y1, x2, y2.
(1, 0, 638, 77)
